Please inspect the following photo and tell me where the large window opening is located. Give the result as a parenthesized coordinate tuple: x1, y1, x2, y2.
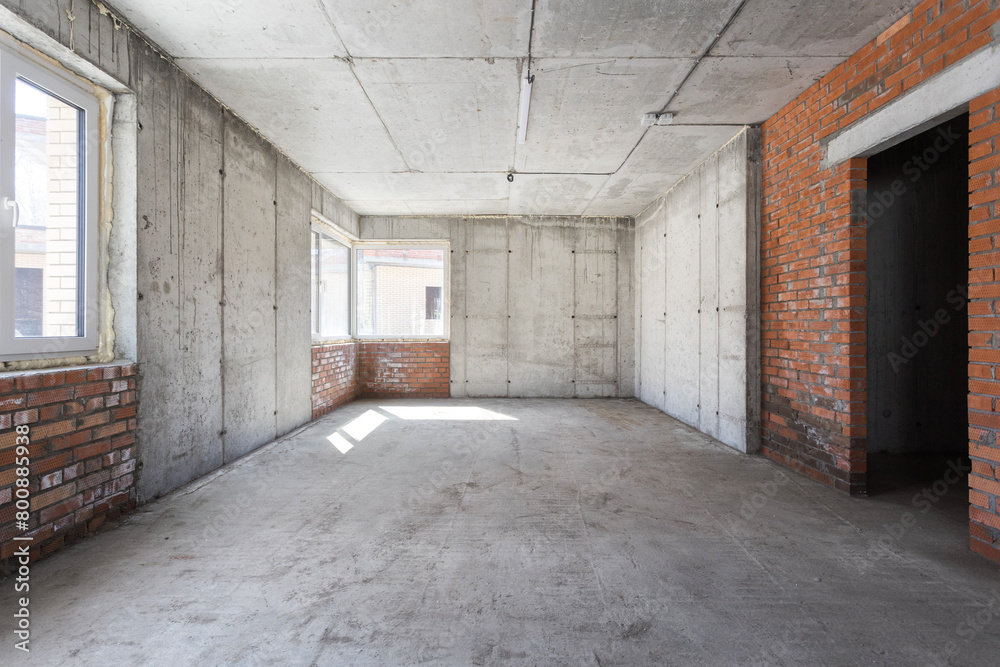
(865, 113, 970, 514)
(355, 246, 447, 339)
(310, 217, 449, 341)
(311, 224, 351, 340)
(0, 42, 100, 360)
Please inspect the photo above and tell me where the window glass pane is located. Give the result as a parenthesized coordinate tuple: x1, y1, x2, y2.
(318, 234, 350, 338)
(13, 78, 81, 338)
(356, 248, 445, 337)
(311, 231, 319, 335)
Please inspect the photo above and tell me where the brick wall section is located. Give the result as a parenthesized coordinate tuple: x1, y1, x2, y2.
(0, 363, 138, 569)
(357, 341, 450, 399)
(312, 341, 451, 417)
(968, 87, 1000, 566)
(760, 0, 1000, 495)
(312, 343, 358, 420)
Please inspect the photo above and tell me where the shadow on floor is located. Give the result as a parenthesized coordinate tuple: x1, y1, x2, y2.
(866, 451, 971, 523)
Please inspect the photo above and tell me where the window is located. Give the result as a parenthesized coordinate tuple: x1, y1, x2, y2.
(356, 246, 447, 338)
(0, 42, 99, 360)
(311, 223, 351, 339)
(425, 286, 442, 320)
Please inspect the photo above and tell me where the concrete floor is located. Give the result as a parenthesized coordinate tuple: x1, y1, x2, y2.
(2, 398, 999, 666)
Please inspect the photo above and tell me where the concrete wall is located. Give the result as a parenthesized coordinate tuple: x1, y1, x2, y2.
(0, 1, 359, 501)
(634, 129, 761, 454)
(360, 216, 634, 398)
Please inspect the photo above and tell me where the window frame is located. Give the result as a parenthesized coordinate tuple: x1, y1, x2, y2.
(353, 240, 450, 341)
(310, 217, 354, 343)
(0, 40, 100, 361)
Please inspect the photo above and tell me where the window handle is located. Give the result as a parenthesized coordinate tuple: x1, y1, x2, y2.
(3, 197, 19, 228)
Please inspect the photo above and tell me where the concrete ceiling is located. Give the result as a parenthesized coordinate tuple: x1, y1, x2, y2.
(110, 0, 918, 217)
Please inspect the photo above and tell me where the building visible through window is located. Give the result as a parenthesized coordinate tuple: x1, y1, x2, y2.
(425, 286, 442, 320)
(356, 247, 446, 337)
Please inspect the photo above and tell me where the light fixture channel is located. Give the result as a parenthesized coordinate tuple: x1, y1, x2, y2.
(517, 76, 533, 144)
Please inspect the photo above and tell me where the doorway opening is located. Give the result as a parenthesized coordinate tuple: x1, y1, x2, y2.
(865, 113, 970, 519)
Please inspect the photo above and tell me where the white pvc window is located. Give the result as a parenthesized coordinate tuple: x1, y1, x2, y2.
(355, 244, 448, 338)
(311, 223, 351, 340)
(0, 43, 99, 360)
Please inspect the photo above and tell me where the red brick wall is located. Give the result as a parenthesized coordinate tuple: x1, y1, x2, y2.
(312, 343, 359, 419)
(357, 341, 450, 399)
(760, 0, 1000, 560)
(969, 87, 1000, 565)
(0, 363, 138, 569)
(312, 341, 451, 417)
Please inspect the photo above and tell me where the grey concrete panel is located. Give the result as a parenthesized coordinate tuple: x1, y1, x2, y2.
(533, 0, 743, 57)
(447, 218, 469, 397)
(178, 58, 406, 174)
(635, 129, 759, 453)
(323, 173, 510, 206)
(717, 134, 753, 452)
(464, 318, 508, 394)
(108, 0, 346, 58)
(584, 174, 684, 217)
(508, 174, 607, 216)
(637, 214, 664, 409)
(715, 1, 918, 57)
(514, 58, 691, 174)
(507, 222, 575, 397)
(319, 188, 360, 237)
(575, 383, 617, 398)
(466, 251, 509, 317)
(698, 163, 721, 440)
(616, 221, 636, 398)
(574, 252, 617, 318)
(573, 219, 619, 253)
(346, 200, 414, 217)
(576, 347, 617, 384)
(135, 68, 225, 500)
(382, 217, 453, 240)
(406, 200, 510, 217)
(321, 0, 530, 58)
(275, 156, 313, 436)
(222, 120, 277, 462)
(663, 175, 701, 427)
(467, 218, 509, 251)
(619, 125, 745, 179)
(670, 56, 844, 125)
(575, 319, 617, 347)
(355, 58, 519, 173)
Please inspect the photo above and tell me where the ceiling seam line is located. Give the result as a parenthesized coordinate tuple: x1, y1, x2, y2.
(313, 0, 353, 58)
(345, 60, 414, 172)
(609, 0, 754, 177)
(580, 173, 615, 216)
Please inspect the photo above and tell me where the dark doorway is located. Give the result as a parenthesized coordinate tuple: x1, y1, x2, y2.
(866, 113, 970, 509)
